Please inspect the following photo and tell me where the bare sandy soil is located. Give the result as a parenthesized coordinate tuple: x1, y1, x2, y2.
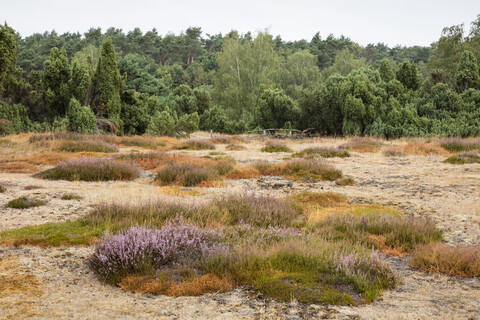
(1, 135, 479, 319)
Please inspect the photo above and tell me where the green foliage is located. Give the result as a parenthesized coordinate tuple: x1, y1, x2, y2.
(0, 23, 18, 88)
(254, 88, 300, 129)
(455, 50, 480, 92)
(379, 59, 395, 83)
(0, 119, 14, 136)
(43, 47, 71, 117)
(176, 112, 199, 135)
(66, 98, 96, 134)
(92, 39, 123, 125)
(396, 61, 421, 91)
(6, 197, 46, 209)
(70, 61, 90, 103)
(146, 110, 176, 136)
(0, 101, 32, 133)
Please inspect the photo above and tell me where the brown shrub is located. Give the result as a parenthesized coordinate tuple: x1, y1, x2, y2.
(410, 242, 480, 277)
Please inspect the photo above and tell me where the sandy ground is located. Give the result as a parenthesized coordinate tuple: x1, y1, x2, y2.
(1, 136, 480, 319)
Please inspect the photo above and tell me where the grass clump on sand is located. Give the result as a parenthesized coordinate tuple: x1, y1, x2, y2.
(118, 136, 165, 149)
(154, 163, 220, 187)
(261, 141, 293, 153)
(336, 177, 356, 186)
(383, 148, 407, 157)
(60, 193, 83, 200)
(341, 137, 383, 153)
(57, 141, 118, 153)
(410, 243, 480, 277)
(226, 144, 245, 150)
(6, 196, 46, 209)
(444, 152, 480, 164)
(173, 139, 215, 150)
(440, 138, 480, 153)
(295, 146, 349, 158)
(0, 184, 5, 193)
(34, 158, 139, 181)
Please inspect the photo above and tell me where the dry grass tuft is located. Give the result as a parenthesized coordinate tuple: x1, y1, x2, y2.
(393, 143, 449, 156)
(341, 137, 383, 153)
(410, 242, 480, 277)
(119, 273, 234, 296)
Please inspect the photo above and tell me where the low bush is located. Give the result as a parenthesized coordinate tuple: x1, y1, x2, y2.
(0, 184, 6, 193)
(316, 212, 442, 253)
(295, 146, 349, 158)
(282, 159, 342, 181)
(410, 242, 480, 277)
(226, 144, 245, 150)
(6, 197, 46, 209)
(440, 138, 480, 153)
(35, 158, 139, 181)
(383, 148, 407, 157)
(341, 138, 383, 153)
(118, 136, 165, 149)
(24, 185, 44, 190)
(174, 139, 215, 150)
(261, 141, 293, 153)
(58, 141, 119, 153)
(154, 163, 219, 187)
(88, 222, 219, 284)
(336, 177, 356, 186)
(444, 152, 480, 164)
(61, 193, 83, 200)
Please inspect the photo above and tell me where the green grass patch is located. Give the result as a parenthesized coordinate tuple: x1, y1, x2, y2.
(336, 177, 356, 186)
(261, 142, 293, 153)
(118, 137, 165, 149)
(282, 159, 342, 181)
(61, 193, 83, 200)
(440, 138, 480, 153)
(444, 152, 480, 164)
(6, 196, 46, 209)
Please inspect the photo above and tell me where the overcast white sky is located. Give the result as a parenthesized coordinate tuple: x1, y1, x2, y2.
(2, 0, 480, 47)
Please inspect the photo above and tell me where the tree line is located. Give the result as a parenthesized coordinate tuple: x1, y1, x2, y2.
(1, 16, 480, 137)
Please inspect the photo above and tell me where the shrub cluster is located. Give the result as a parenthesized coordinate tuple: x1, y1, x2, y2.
(35, 158, 139, 181)
(89, 221, 219, 284)
(440, 138, 480, 152)
(295, 146, 349, 158)
(6, 197, 46, 209)
(444, 152, 480, 164)
(58, 141, 119, 153)
(155, 163, 219, 187)
(173, 139, 215, 150)
(261, 141, 293, 153)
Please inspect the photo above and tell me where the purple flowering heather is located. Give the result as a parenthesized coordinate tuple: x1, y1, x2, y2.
(89, 221, 219, 283)
(332, 249, 399, 285)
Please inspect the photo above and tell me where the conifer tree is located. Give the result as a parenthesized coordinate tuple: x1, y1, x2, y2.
(43, 47, 71, 117)
(455, 50, 480, 92)
(0, 23, 18, 90)
(92, 39, 123, 125)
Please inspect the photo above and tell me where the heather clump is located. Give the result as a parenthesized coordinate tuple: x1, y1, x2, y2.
(6, 196, 46, 209)
(440, 138, 480, 152)
(261, 141, 293, 153)
(174, 139, 215, 150)
(333, 250, 399, 300)
(295, 146, 349, 158)
(282, 159, 342, 181)
(154, 163, 220, 187)
(341, 137, 383, 153)
(89, 221, 220, 284)
(35, 158, 139, 181)
(57, 141, 118, 153)
(444, 152, 480, 164)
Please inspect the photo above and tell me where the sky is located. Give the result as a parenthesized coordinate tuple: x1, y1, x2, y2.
(2, 0, 480, 47)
